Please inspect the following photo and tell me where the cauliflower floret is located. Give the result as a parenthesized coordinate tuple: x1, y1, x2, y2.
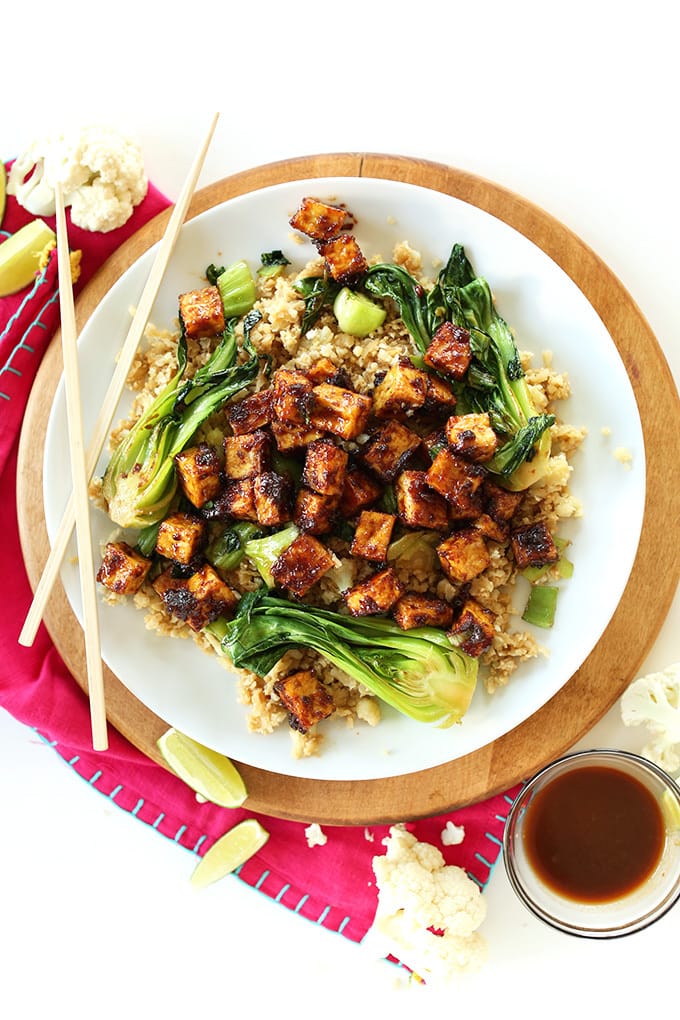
(7, 125, 148, 233)
(365, 825, 487, 984)
(620, 663, 680, 775)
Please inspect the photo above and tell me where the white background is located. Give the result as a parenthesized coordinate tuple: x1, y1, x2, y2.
(2, 3, 679, 1018)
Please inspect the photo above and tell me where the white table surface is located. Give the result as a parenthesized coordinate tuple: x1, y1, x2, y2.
(2, 4, 679, 1017)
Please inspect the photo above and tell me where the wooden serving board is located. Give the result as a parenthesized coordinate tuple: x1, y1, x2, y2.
(17, 153, 680, 825)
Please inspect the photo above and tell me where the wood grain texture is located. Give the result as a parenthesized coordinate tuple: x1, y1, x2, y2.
(17, 153, 680, 825)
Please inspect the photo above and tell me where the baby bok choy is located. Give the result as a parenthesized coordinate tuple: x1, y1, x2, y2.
(102, 310, 261, 529)
(207, 589, 479, 728)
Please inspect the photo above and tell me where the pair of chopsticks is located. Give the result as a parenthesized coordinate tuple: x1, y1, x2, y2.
(19, 113, 220, 751)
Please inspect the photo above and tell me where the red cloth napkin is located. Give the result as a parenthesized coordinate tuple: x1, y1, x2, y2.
(0, 166, 519, 947)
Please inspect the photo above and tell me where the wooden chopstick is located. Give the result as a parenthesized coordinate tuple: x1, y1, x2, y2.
(19, 112, 219, 651)
(53, 181, 108, 750)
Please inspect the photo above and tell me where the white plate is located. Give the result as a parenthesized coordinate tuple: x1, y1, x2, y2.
(43, 177, 646, 781)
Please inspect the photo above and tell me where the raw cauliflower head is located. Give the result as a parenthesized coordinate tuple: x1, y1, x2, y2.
(620, 663, 680, 775)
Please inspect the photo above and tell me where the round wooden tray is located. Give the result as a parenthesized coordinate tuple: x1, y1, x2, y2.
(17, 153, 680, 825)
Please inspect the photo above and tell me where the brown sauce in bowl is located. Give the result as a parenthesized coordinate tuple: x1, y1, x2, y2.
(523, 765, 666, 903)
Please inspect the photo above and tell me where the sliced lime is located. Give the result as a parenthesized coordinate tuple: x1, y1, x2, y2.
(191, 819, 270, 889)
(156, 728, 247, 808)
(0, 218, 56, 297)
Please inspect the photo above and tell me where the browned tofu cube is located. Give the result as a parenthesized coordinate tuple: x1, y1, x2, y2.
(309, 383, 372, 441)
(294, 487, 339, 535)
(155, 511, 207, 564)
(426, 449, 485, 521)
(422, 429, 448, 459)
(178, 285, 226, 339)
(212, 478, 258, 521)
(224, 430, 270, 480)
(270, 420, 326, 452)
(510, 521, 559, 570)
(483, 479, 523, 523)
(448, 598, 496, 657)
(473, 513, 510, 543)
(270, 534, 336, 597)
(273, 669, 335, 733)
(371, 360, 428, 419)
(360, 420, 422, 482)
(174, 443, 222, 509)
(395, 470, 449, 531)
(445, 412, 499, 463)
(271, 368, 314, 426)
(97, 541, 152, 595)
(392, 592, 455, 631)
(289, 197, 347, 241)
(226, 388, 274, 435)
(306, 356, 339, 385)
(302, 439, 348, 497)
(350, 510, 396, 562)
(338, 465, 384, 517)
(424, 321, 472, 379)
(153, 563, 238, 631)
(344, 567, 404, 616)
(423, 373, 457, 413)
(253, 472, 293, 526)
(318, 234, 368, 284)
(437, 528, 491, 583)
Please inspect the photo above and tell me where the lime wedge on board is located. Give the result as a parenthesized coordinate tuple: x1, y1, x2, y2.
(191, 819, 270, 889)
(0, 218, 56, 297)
(156, 728, 247, 808)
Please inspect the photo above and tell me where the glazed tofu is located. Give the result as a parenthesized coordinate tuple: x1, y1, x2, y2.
(392, 592, 454, 631)
(395, 470, 449, 531)
(302, 439, 349, 497)
(371, 360, 428, 419)
(178, 285, 225, 339)
(350, 510, 396, 562)
(153, 563, 238, 631)
(253, 472, 292, 527)
(309, 383, 372, 441)
(155, 511, 207, 564)
(270, 420, 325, 452)
(306, 356, 340, 385)
(294, 487, 339, 535)
(483, 478, 524, 523)
(174, 443, 222, 508)
(360, 420, 422, 482)
(96, 541, 152, 595)
(338, 465, 383, 517)
(212, 478, 258, 521)
(224, 430, 270, 480)
(448, 598, 496, 657)
(426, 449, 485, 520)
(226, 388, 273, 435)
(437, 528, 491, 583)
(445, 412, 499, 463)
(344, 567, 404, 616)
(424, 321, 472, 379)
(423, 373, 457, 413)
(473, 512, 510, 543)
(270, 534, 336, 597)
(510, 521, 560, 570)
(273, 669, 335, 733)
(271, 368, 314, 426)
(289, 197, 347, 241)
(318, 234, 368, 284)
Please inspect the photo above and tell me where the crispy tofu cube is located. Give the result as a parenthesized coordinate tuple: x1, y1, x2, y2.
(473, 512, 510, 543)
(270, 534, 336, 596)
(152, 563, 238, 631)
(96, 541, 152, 595)
(294, 487, 339, 535)
(338, 465, 384, 517)
(318, 234, 368, 284)
(344, 567, 404, 616)
(302, 439, 349, 496)
(437, 528, 491, 583)
(270, 420, 326, 452)
(448, 598, 496, 657)
(424, 321, 472, 379)
(309, 383, 372, 441)
(224, 430, 270, 480)
(371, 360, 428, 419)
(510, 521, 559, 570)
(174, 443, 223, 509)
(445, 412, 499, 463)
(306, 356, 340, 385)
(349, 510, 396, 562)
(273, 669, 335, 733)
(226, 388, 274, 435)
(426, 449, 485, 520)
(360, 420, 422, 482)
(211, 478, 258, 521)
(395, 470, 449, 531)
(271, 368, 314, 426)
(178, 285, 226, 339)
(483, 479, 523, 523)
(253, 472, 293, 526)
(392, 592, 455, 631)
(289, 197, 348, 241)
(423, 373, 457, 413)
(155, 511, 207, 564)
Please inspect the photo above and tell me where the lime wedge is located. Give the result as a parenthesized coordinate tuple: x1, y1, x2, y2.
(156, 728, 247, 808)
(191, 819, 270, 889)
(0, 218, 56, 297)
(0, 164, 7, 228)
(661, 788, 680, 831)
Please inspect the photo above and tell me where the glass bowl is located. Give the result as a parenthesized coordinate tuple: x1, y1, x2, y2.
(502, 749, 680, 938)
